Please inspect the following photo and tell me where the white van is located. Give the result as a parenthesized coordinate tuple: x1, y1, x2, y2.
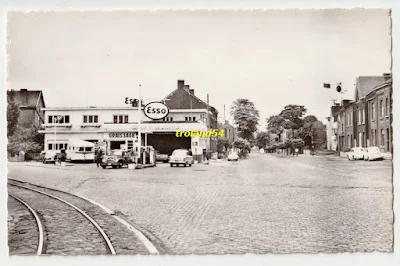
(66, 139, 95, 163)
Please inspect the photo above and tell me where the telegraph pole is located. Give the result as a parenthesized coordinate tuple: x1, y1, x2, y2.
(138, 84, 142, 164)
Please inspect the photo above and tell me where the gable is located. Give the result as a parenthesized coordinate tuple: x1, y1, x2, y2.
(355, 76, 386, 100)
(164, 88, 218, 117)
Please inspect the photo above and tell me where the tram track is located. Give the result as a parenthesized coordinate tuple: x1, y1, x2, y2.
(7, 178, 161, 255)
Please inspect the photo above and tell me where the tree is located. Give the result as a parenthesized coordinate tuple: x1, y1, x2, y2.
(280, 105, 307, 138)
(266, 115, 285, 142)
(256, 131, 270, 149)
(7, 90, 20, 137)
(216, 138, 232, 153)
(231, 99, 260, 141)
(7, 125, 43, 156)
(233, 138, 251, 154)
(300, 115, 326, 150)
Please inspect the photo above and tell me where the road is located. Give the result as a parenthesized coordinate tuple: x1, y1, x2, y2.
(7, 153, 393, 254)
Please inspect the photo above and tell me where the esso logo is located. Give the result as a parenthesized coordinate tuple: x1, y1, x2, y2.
(143, 102, 169, 120)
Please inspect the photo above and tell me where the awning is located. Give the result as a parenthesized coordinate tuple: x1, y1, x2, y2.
(69, 139, 95, 147)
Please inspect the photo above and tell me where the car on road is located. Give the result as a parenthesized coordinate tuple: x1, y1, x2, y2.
(155, 151, 169, 163)
(169, 149, 194, 167)
(227, 151, 239, 161)
(347, 147, 366, 161)
(364, 147, 384, 161)
(100, 149, 132, 169)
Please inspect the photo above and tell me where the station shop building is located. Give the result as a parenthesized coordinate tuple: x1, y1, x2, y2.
(39, 80, 219, 162)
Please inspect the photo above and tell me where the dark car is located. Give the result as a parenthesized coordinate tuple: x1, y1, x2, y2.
(100, 150, 132, 169)
(155, 150, 169, 163)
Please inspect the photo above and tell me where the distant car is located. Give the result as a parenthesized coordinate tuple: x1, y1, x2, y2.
(100, 149, 132, 169)
(169, 149, 194, 167)
(228, 151, 239, 161)
(364, 147, 384, 161)
(347, 147, 366, 161)
(155, 151, 169, 163)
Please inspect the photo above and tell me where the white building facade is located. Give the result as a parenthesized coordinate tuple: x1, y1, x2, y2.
(39, 106, 212, 162)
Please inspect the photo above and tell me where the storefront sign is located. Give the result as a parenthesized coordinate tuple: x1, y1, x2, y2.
(109, 132, 136, 138)
(143, 102, 169, 120)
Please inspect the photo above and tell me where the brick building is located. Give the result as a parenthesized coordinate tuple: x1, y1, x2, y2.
(218, 120, 237, 144)
(328, 74, 392, 157)
(365, 75, 392, 155)
(7, 89, 46, 129)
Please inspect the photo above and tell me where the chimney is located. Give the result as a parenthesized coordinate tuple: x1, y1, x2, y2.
(177, 80, 185, 90)
(189, 89, 195, 95)
(184, 84, 189, 91)
(21, 88, 28, 106)
(383, 73, 391, 81)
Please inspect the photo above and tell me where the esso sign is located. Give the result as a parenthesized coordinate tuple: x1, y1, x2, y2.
(143, 102, 169, 120)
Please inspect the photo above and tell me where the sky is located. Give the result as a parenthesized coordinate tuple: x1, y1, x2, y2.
(6, 9, 392, 130)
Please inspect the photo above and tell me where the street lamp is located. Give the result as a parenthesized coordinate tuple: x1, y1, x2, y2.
(54, 115, 62, 151)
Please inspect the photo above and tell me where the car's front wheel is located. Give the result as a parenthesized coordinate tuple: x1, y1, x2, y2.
(101, 165, 107, 169)
(170, 163, 173, 167)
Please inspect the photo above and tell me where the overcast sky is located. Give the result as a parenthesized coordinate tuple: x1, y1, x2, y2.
(7, 9, 391, 129)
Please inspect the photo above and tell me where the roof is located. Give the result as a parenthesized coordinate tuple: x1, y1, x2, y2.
(164, 86, 218, 115)
(69, 139, 95, 147)
(355, 76, 387, 101)
(7, 90, 46, 108)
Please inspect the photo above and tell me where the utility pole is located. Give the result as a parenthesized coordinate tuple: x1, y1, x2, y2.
(138, 84, 142, 164)
(207, 94, 211, 153)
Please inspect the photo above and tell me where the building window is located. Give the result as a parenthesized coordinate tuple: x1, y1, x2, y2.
(193, 117, 196, 121)
(83, 115, 98, 123)
(362, 109, 365, 124)
(371, 102, 375, 120)
(385, 98, 389, 116)
(113, 115, 128, 124)
(48, 115, 70, 124)
(380, 99, 384, 117)
(381, 129, 384, 147)
(358, 109, 361, 125)
(387, 128, 390, 151)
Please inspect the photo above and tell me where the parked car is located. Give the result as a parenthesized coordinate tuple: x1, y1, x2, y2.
(155, 151, 169, 163)
(347, 147, 366, 161)
(227, 151, 239, 161)
(169, 149, 194, 167)
(364, 147, 384, 161)
(100, 149, 132, 169)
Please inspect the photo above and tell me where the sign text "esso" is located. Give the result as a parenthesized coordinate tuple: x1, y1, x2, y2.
(143, 102, 169, 120)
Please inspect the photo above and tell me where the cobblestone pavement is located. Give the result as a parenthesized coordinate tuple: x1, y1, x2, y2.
(8, 185, 110, 255)
(7, 180, 151, 255)
(7, 153, 393, 254)
(8, 196, 39, 255)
